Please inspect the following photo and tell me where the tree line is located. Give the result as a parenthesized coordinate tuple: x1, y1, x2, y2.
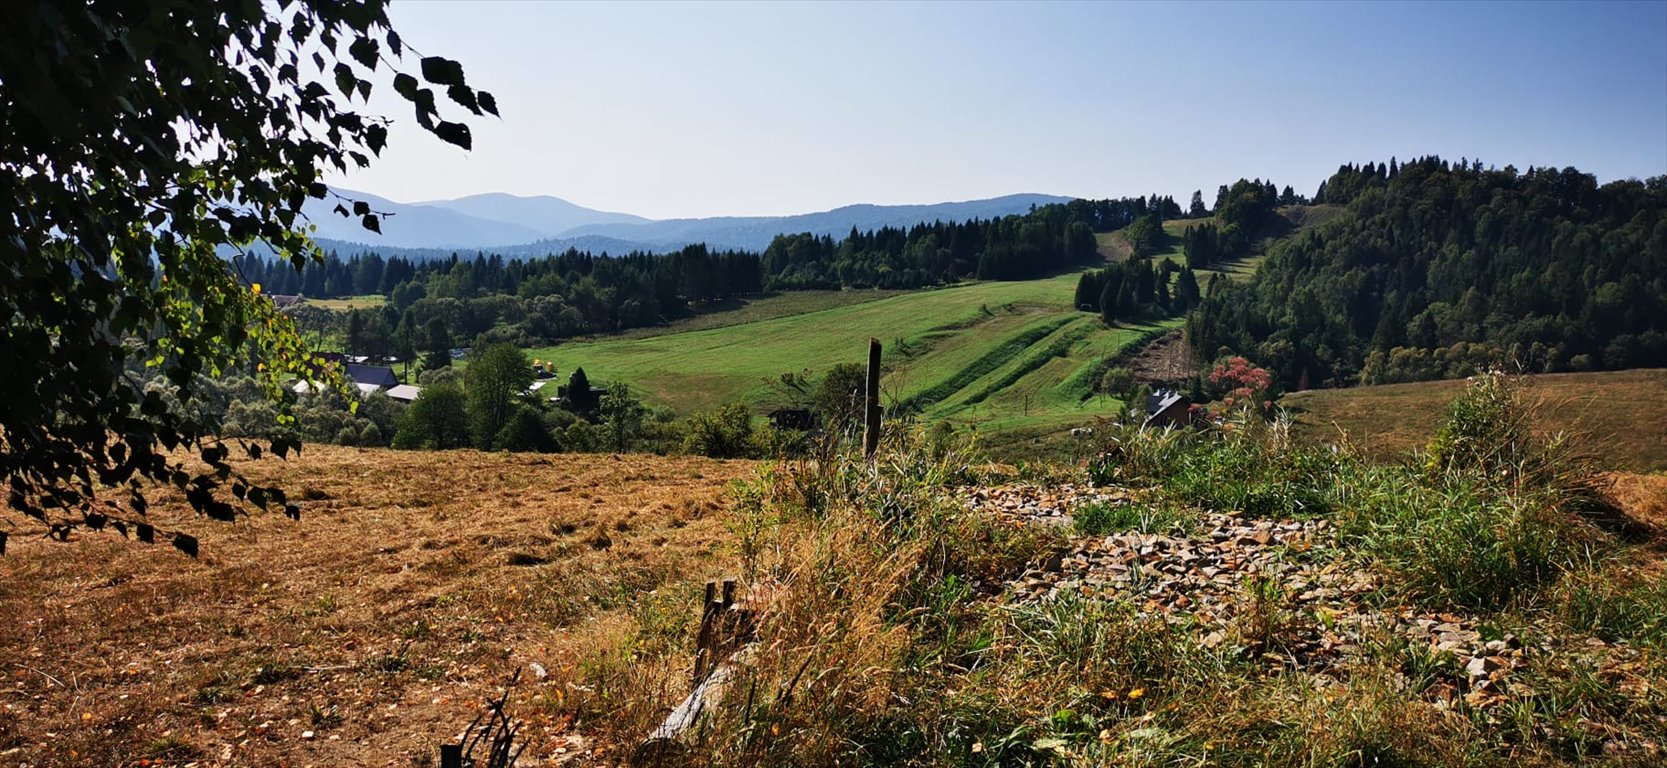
(233, 194, 1189, 351)
(1073, 259, 1202, 324)
(1187, 157, 1667, 388)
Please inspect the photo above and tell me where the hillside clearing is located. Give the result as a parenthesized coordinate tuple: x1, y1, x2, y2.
(531, 273, 1154, 423)
(600, 289, 906, 342)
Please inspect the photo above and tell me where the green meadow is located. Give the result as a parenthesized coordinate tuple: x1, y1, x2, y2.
(529, 272, 1174, 432)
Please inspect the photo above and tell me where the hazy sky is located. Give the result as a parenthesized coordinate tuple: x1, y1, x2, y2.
(330, 0, 1667, 219)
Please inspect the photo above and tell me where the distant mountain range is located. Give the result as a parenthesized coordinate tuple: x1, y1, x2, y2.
(302, 188, 1073, 257)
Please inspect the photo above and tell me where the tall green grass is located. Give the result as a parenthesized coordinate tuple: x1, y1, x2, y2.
(567, 373, 1665, 765)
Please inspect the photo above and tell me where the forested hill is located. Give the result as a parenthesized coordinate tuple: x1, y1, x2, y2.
(1188, 157, 1667, 389)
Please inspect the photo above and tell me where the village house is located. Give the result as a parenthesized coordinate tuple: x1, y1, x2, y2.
(1143, 388, 1195, 429)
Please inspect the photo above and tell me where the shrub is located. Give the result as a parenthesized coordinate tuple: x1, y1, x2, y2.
(392, 382, 469, 449)
(1098, 366, 1135, 399)
(682, 402, 755, 459)
(1333, 373, 1610, 612)
(495, 406, 558, 453)
(561, 420, 600, 453)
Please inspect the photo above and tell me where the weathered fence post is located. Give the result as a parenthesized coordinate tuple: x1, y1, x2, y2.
(864, 338, 882, 457)
(635, 579, 756, 765)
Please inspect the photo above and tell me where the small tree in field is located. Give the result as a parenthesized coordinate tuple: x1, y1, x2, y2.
(597, 383, 647, 453)
(812, 363, 867, 436)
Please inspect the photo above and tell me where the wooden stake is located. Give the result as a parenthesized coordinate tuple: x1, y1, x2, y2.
(864, 338, 882, 457)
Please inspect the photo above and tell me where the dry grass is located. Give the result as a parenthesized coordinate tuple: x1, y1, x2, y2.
(1607, 472, 1667, 537)
(0, 445, 755, 767)
(1284, 369, 1667, 471)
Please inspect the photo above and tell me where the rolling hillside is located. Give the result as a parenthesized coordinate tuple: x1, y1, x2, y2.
(529, 272, 1171, 433)
(523, 206, 1326, 441)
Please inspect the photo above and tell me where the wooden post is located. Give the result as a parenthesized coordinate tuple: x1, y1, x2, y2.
(439, 743, 462, 768)
(863, 338, 882, 457)
(693, 581, 718, 685)
(634, 580, 759, 765)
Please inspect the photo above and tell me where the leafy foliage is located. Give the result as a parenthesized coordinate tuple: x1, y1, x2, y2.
(393, 383, 470, 450)
(1205, 356, 1276, 415)
(1190, 157, 1667, 388)
(466, 344, 534, 448)
(681, 402, 757, 459)
(0, 0, 489, 551)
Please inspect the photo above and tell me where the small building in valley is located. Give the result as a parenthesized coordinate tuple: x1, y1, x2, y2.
(768, 408, 817, 431)
(344, 364, 399, 389)
(385, 384, 422, 403)
(1143, 388, 1194, 429)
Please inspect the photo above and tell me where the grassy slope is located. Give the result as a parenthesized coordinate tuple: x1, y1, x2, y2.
(1284, 368, 1667, 471)
(531, 273, 1160, 425)
(603, 288, 906, 341)
(531, 204, 1335, 440)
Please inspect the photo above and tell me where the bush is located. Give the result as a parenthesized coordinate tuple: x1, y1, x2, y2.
(392, 382, 469, 449)
(682, 402, 755, 459)
(1333, 373, 1609, 611)
(1098, 366, 1135, 399)
(561, 420, 600, 453)
(752, 426, 810, 459)
(494, 406, 558, 453)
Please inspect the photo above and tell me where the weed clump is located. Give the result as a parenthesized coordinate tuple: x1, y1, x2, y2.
(562, 374, 1666, 764)
(1089, 414, 1343, 519)
(1332, 372, 1609, 612)
(1072, 499, 1188, 536)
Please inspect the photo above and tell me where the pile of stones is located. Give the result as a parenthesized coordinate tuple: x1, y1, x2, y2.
(961, 483, 1540, 700)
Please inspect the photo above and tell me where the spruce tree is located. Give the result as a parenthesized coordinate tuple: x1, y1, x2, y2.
(1099, 277, 1121, 325)
(1074, 273, 1098, 311)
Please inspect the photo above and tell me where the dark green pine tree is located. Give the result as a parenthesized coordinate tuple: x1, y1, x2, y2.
(1134, 260, 1156, 309)
(1174, 267, 1201, 311)
(1099, 276, 1121, 325)
(567, 367, 597, 414)
(1074, 272, 1099, 311)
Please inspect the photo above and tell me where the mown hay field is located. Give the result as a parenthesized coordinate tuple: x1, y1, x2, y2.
(0, 445, 756, 767)
(1284, 368, 1667, 471)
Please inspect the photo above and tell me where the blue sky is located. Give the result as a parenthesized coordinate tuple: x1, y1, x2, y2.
(332, 0, 1667, 219)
